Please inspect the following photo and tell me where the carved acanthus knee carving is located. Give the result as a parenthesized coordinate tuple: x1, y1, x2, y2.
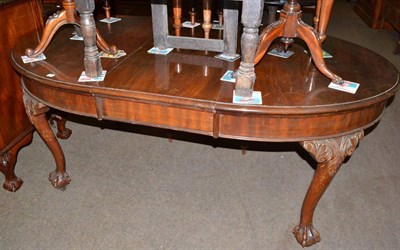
(293, 131, 364, 247)
(23, 88, 50, 123)
(302, 131, 364, 176)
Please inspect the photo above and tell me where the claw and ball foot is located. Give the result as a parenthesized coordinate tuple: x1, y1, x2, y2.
(0, 131, 33, 192)
(1, 151, 24, 192)
(49, 170, 71, 191)
(293, 223, 321, 247)
(50, 114, 72, 139)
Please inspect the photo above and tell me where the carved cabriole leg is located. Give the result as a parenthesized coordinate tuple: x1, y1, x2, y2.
(235, 0, 264, 97)
(22, 88, 71, 190)
(293, 131, 364, 247)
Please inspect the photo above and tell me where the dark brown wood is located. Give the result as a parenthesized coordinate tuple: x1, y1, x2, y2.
(22, 89, 71, 190)
(234, 0, 264, 97)
(255, 0, 342, 87)
(50, 114, 73, 139)
(0, 0, 43, 192)
(76, 0, 103, 78)
(10, 17, 399, 246)
(26, 0, 118, 60)
(294, 131, 364, 247)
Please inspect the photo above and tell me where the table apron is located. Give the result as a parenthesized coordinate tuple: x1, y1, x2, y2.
(22, 77, 387, 142)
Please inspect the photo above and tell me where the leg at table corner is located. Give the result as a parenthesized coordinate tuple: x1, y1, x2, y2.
(22, 89, 71, 191)
(294, 131, 364, 247)
(50, 114, 72, 139)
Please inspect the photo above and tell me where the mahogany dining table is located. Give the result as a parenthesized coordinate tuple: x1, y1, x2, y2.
(10, 16, 399, 247)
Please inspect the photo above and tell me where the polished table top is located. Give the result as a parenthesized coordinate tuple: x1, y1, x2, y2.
(11, 16, 399, 141)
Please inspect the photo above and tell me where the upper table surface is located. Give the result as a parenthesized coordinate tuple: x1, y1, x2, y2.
(11, 16, 400, 142)
(12, 16, 399, 114)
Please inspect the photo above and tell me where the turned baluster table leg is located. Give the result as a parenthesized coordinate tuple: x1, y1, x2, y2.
(173, 0, 182, 36)
(103, 0, 111, 19)
(77, 0, 103, 78)
(293, 131, 364, 247)
(22, 88, 71, 190)
(202, 0, 212, 39)
(234, 0, 264, 97)
(189, 7, 196, 25)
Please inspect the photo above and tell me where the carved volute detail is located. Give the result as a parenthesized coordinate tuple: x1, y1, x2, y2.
(301, 131, 364, 176)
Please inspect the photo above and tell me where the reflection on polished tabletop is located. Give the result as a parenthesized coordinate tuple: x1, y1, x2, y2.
(11, 16, 399, 247)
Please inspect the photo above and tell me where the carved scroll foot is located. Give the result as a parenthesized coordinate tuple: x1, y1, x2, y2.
(297, 21, 343, 84)
(96, 30, 118, 56)
(23, 87, 71, 191)
(295, 131, 364, 247)
(293, 223, 321, 247)
(49, 170, 71, 191)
